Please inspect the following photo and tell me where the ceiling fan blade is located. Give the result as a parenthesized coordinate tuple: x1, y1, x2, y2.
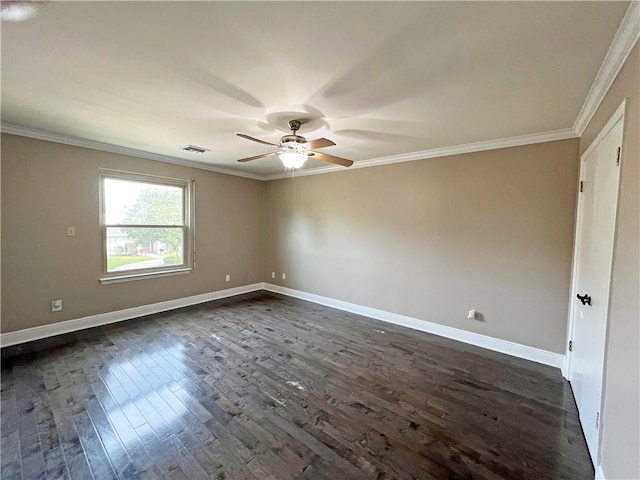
(236, 133, 278, 147)
(311, 151, 354, 167)
(306, 138, 336, 150)
(237, 152, 277, 163)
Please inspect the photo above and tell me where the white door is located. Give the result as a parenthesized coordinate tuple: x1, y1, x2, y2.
(569, 104, 624, 465)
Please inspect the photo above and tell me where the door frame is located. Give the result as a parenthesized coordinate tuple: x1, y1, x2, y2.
(564, 99, 627, 465)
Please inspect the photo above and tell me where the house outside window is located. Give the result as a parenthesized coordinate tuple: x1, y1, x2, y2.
(100, 170, 193, 283)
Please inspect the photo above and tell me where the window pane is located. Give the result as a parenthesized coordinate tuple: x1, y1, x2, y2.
(104, 178, 183, 225)
(106, 227, 184, 272)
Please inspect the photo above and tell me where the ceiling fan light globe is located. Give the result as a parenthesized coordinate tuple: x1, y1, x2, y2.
(279, 152, 307, 170)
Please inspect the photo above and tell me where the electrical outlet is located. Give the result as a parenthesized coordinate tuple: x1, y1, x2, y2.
(225, 274, 231, 282)
(271, 272, 275, 279)
(51, 299, 63, 312)
(281, 273, 286, 280)
(467, 309, 477, 320)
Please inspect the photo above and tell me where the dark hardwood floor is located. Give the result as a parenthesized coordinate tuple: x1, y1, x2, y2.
(1, 292, 593, 480)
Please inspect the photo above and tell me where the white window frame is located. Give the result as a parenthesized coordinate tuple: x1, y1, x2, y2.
(99, 169, 194, 284)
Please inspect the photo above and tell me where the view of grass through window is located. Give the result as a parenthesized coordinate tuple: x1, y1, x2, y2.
(104, 177, 185, 273)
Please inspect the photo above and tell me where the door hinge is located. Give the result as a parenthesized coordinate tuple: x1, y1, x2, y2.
(579, 181, 584, 193)
(569, 340, 573, 352)
(616, 146, 621, 166)
(595, 411, 600, 430)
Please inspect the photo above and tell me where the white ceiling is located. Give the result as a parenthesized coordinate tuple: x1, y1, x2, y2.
(0, 1, 630, 177)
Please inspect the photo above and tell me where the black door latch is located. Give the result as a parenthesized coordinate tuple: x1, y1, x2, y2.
(577, 293, 592, 306)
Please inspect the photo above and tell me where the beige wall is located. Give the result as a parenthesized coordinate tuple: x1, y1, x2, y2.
(581, 41, 639, 479)
(1, 134, 265, 333)
(264, 139, 580, 353)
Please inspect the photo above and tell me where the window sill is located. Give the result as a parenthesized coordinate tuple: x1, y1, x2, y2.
(100, 268, 192, 285)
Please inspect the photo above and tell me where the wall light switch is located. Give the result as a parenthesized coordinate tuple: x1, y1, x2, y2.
(67, 226, 76, 237)
(225, 274, 231, 282)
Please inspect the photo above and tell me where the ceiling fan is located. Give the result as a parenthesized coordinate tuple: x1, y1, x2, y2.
(236, 120, 354, 170)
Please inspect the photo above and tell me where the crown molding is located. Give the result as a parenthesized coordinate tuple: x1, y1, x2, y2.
(2, 122, 578, 182)
(265, 128, 578, 181)
(0, 123, 264, 181)
(573, 1, 640, 136)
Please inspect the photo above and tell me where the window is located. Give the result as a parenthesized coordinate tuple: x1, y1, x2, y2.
(100, 170, 193, 283)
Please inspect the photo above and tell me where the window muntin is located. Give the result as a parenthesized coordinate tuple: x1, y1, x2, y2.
(101, 171, 191, 278)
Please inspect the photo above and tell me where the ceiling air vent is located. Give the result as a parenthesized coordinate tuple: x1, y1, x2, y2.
(182, 145, 210, 154)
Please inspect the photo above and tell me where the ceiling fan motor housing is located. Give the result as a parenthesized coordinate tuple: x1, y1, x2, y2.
(280, 134, 306, 145)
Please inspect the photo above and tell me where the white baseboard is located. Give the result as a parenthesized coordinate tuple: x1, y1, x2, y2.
(263, 283, 565, 369)
(595, 464, 606, 480)
(561, 354, 570, 380)
(0, 283, 263, 348)
(2, 282, 566, 370)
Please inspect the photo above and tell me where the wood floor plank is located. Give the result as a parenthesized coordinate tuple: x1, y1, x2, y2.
(12, 363, 46, 480)
(1, 292, 594, 479)
(1, 366, 23, 480)
(46, 387, 95, 480)
(72, 410, 117, 480)
(84, 391, 137, 477)
(28, 359, 70, 480)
